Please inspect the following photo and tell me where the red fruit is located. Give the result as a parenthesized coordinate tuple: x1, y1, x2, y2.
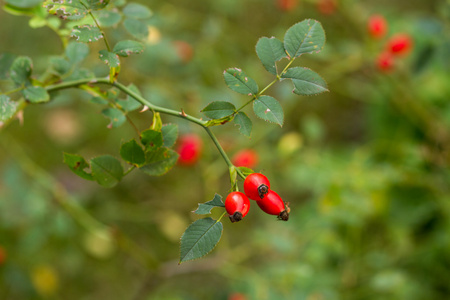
(277, 0, 299, 11)
(173, 40, 194, 63)
(244, 173, 270, 201)
(232, 149, 259, 169)
(225, 192, 250, 223)
(228, 292, 247, 300)
(377, 51, 395, 72)
(368, 14, 387, 39)
(256, 190, 289, 221)
(317, 0, 337, 15)
(176, 134, 202, 166)
(387, 33, 413, 55)
(0, 246, 6, 265)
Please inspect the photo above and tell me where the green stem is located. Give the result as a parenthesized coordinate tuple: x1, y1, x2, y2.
(89, 10, 112, 52)
(124, 166, 136, 176)
(204, 127, 245, 180)
(216, 211, 227, 223)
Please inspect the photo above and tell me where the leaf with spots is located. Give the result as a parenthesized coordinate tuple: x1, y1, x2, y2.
(43, 0, 88, 20)
(234, 111, 252, 137)
(253, 95, 284, 126)
(63, 153, 94, 181)
(99, 50, 120, 68)
(0, 95, 18, 122)
(284, 19, 325, 58)
(223, 68, 258, 96)
(102, 107, 126, 128)
(113, 40, 144, 57)
(281, 67, 328, 95)
(179, 218, 223, 263)
(71, 25, 103, 43)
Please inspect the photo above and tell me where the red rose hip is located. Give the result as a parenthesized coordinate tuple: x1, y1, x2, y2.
(368, 14, 387, 39)
(387, 33, 413, 55)
(176, 134, 202, 166)
(225, 192, 250, 223)
(244, 173, 270, 200)
(256, 190, 289, 221)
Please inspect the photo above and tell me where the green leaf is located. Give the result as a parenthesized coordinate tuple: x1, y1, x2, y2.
(179, 218, 223, 263)
(102, 108, 126, 128)
(161, 124, 178, 148)
(66, 42, 89, 64)
(22, 86, 50, 103)
(85, 0, 110, 10)
(5, 0, 42, 8)
(120, 139, 146, 166)
(63, 153, 94, 181)
(234, 111, 252, 137)
(10, 56, 32, 86)
(284, 19, 326, 58)
(99, 50, 120, 68)
(223, 68, 258, 96)
(281, 67, 328, 95)
(43, 0, 87, 20)
(253, 95, 284, 126)
(71, 25, 103, 43)
(0, 95, 18, 122)
(255, 37, 287, 75)
(201, 101, 236, 119)
(194, 194, 225, 215)
(50, 57, 71, 76)
(113, 40, 144, 57)
(140, 147, 179, 176)
(95, 10, 121, 27)
(0, 53, 16, 80)
(123, 18, 149, 40)
(140, 129, 163, 148)
(90, 155, 123, 188)
(123, 3, 152, 19)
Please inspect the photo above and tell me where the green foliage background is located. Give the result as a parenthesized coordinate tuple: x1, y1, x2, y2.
(1, 0, 450, 299)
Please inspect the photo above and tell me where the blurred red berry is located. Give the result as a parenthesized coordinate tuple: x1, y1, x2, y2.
(0, 246, 6, 265)
(368, 14, 387, 39)
(228, 292, 247, 300)
(176, 134, 202, 166)
(317, 0, 337, 15)
(377, 51, 395, 72)
(387, 33, 413, 55)
(232, 149, 259, 169)
(173, 40, 194, 63)
(277, 0, 299, 11)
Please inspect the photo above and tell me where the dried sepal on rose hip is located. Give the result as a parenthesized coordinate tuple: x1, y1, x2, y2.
(225, 192, 250, 223)
(244, 173, 270, 200)
(256, 190, 290, 221)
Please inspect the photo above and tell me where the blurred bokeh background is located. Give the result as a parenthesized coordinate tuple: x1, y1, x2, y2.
(1, 0, 450, 299)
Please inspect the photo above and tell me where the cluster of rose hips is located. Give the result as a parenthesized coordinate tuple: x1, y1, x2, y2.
(225, 173, 290, 223)
(367, 15, 413, 72)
